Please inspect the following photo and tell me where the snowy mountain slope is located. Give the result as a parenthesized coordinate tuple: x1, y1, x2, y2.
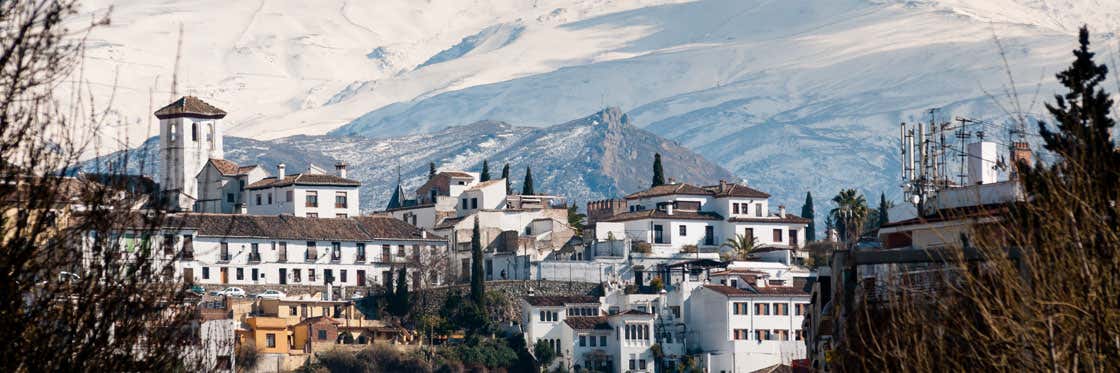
(71, 0, 1120, 213)
(85, 109, 732, 212)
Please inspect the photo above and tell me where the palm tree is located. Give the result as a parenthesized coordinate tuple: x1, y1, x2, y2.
(829, 189, 869, 246)
(722, 233, 759, 260)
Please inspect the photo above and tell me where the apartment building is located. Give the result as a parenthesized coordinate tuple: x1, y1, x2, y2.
(245, 163, 360, 218)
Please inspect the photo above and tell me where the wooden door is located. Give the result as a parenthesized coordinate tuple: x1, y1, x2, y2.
(220, 267, 228, 284)
(182, 268, 194, 285)
(356, 270, 366, 287)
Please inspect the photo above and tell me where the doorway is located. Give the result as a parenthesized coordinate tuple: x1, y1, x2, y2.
(279, 268, 287, 285)
(220, 267, 228, 284)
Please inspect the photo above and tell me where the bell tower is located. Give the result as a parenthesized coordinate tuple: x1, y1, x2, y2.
(155, 96, 227, 211)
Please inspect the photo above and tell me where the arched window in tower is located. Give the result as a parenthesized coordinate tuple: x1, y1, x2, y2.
(191, 123, 198, 142)
(169, 124, 177, 143)
(207, 123, 215, 150)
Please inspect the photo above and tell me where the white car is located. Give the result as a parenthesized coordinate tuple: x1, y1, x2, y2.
(255, 290, 286, 300)
(210, 287, 246, 298)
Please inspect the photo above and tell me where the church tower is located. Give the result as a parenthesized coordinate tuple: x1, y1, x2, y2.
(155, 96, 227, 211)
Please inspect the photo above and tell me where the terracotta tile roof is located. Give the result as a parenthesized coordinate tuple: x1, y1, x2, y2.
(564, 316, 612, 330)
(601, 209, 723, 222)
(154, 96, 227, 119)
(751, 286, 810, 296)
(156, 214, 443, 241)
(728, 215, 812, 224)
(442, 171, 474, 178)
(237, 165, 259, 174)
(432, 216, 466, 230)
(614, 309, 652, 316)
(246, 173, 360, 190)
(205, 158, 257, 176)
(523, 295, 599, 307)
(703, 284, 754, 296)
(703, 183, 771, 198)
(468, 179, 505, 191)
(624, 183, 712, 200)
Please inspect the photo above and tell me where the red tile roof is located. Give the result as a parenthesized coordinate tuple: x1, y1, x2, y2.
(153, 213, 443, 241)
(703, 284, 754, 296)
(246, 173, 359, 190)
(154, 96, 227, 119)
(728, 215, 812, 224)
(207, 159, 258, 176)
(703, 284, 808, 297)
(624, 183, 712, 200)
(564, 316, 612, 330)
(703, 183, 771, 198)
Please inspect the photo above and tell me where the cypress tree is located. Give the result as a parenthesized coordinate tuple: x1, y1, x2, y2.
(428, 162, 436, 180)
(470, 218, 485, 305)
(501, 163, 511, 194)
(480, 160, 491, 181)
(878, 192, 890, 228)
(395, 267, 410, 316)
(522, 167, 535, 195)
(801, 192, 816, 242)
(652, 153, 665, 187)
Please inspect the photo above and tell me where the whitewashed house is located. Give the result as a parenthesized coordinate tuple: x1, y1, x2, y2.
(686, 284, 810, 373)
(245, 163, 361, 218)
(129, 214, 447, 290)
(591, 181, 810, 257)
(521, 295, 603, 366)
(195, 159, 267, 214)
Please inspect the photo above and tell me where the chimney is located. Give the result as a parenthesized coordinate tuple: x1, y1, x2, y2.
(666, 203, 674, 215)
(779, 205, 786, 218)
(335, 162, 348, 178)
(668, 177, 677, 184)
(277, 163, 286, 179)
(1010, 142, 1032, 179)
(719, 179, 727, 191)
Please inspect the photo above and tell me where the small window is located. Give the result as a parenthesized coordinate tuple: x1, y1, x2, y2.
(255, 194, 261, 205)
(267, 193, 272, 204)
(202, 267, 210, 279)
(461, 198, 469, 209)
(679, 225, 686, 236)
(755, 203, 763, 217)
(238, 180, 245, 191)
(236, 268, 243, 280)
(773, 229, 782, 242)
(318, 330, 327, 340)
(335, 192, 348, 208)
(286, 190, 293, 202)
(579, 335, 586, 347)
(266, 333, 276, 348)
(733, 203, 740, 214)
(306, 191, 318, 208)
(290, 306, 298, 316)
(191, 123, 198, 142)
(471, 198, 478, 209)
(226, 193, 234, 203)
(599, 335, 607, 347)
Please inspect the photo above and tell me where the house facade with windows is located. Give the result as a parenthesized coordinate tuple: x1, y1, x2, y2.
(592, 181, 810, 257)
(687, 284, 810, 373)
(245, 163, 360, 218)
(137, 214, 447, 290)
(195, 158, 267, 214)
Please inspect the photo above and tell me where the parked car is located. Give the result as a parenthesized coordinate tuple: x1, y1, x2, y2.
(209, 287, 246, 297)
(255, 290, 286, 300)
(188, 285, 206, 295)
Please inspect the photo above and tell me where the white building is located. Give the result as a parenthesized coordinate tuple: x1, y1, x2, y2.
(132, 214, 448, 290)
(686, 284, 809, 373)
(195, 159, 267, 214)
(245, 163, 361, 218)
(591, 181, 810, 257)
(156, 96, 228, 211)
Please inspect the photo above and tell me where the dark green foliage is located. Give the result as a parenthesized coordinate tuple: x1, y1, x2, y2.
(470, 218, 485, 305)
(391, 267, 410, 316)
(453, 337, 519, 369)
(429, 162, 436, 180)
(481, 160, 491, 181)
(501, 163, 511, 194)
(522, 167, 535, 195)
(878, 192, 890, 228)
(316, 345, 431, 372)
(567, 203, 586, 234)
(801, 191, 816, 241)
(533, 339, 557, 368)
(652, 153, 665, 187)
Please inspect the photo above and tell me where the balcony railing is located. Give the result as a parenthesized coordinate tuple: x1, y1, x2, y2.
(219, 253, 231, 262)
(248, 253, 261, 263)
(356, 254, 366, 262)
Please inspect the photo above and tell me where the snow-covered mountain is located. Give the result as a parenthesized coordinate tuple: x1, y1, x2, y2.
(71, 0, 1120, 212)
(87, 108, 733, 211)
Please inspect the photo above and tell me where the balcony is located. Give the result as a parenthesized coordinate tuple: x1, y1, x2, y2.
(356, 254, 366, 263)
(277, 253, 287, 263)
(248, 252, 261, 263)
(218, 253, 231, 263)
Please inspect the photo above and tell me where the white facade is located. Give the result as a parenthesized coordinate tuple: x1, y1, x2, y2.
(160, 116, 224, 211)
(195, 160, 268, 214)
(245, 165, 361, 218)
(687, 285, 809, 373)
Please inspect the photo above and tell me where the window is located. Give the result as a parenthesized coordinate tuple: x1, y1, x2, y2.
(238, 180, 245, 191)
(250, 243, 260, 262)
(331, 242, 341, 261)
(293, 269, 302, 282)
(733, 302, 748, 315)
(236, 268, 244, 280)
(773, 229, 783, 242)
(226, 193, 234, 203)
(219, 242, 230, 261)
(290, 306, 298, 316)
(705, 226, 714, 245)
(397, 245, 405, 257)
(539, 311, 545, 322)
(679, 225, 687, 236)
(335, 192, 347, 208)
(309, 269, 316, 282)
(589, 335, 597, 347)
(413, 245, 421, 261)
(653, 225, 665, 244)
(579, 335, 586, 347)
(470, 198, 477, 209)
(795, 303, 808, 315)
(267, 193, 272, 204)
(745, 228, 754, 240)
(461, 198, 468, 209)
(169, 124, 177, 142)
(790, 229, 799, 247)
(202, 267, 210, 279)
(639, 360, 647, 370)
(755, 203, 763, 217)
(599, 335, 607, 347)
(252, 268, 258, 281)
(796, 329, 805, 340)
(755, 303, 770, 315)
(318, 330, 327, 340)
(255, 194, 261, 205)
(356, 243, 366, 262)
(776, 329, 790, 341)
(733, 203, 740, 214)
(630, 359, 636, 370)
(191, 123, 198, 141)
(286, 190, 293, 202)
(306, 242, 317, 261)
(733, 329, 749, 340)
(775, 303, 789, 315)
(306, 191, 318, 207)
(340, 270, 348, 283)
(278, 242, 288, 262)
(266, 333, 276, 348)
(756, 329, 772, 341)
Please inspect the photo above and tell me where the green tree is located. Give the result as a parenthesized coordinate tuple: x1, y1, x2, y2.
(470, 218, 485, 305)
(652, 153, 665, 187)
(533, 339, 557, 370)
(877, 192, 891, 227)
(522, 167, 535, 195)
(501, 163, 511, 193)
(481, 160, 491, 181)
(393, 267, 410, 316)
(567, 203, 586, 234)
(722, 233, 759, 260)
(801, 191, 816, 241)
(829, 189, 868, 246)
(429, 161, 436, 180)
